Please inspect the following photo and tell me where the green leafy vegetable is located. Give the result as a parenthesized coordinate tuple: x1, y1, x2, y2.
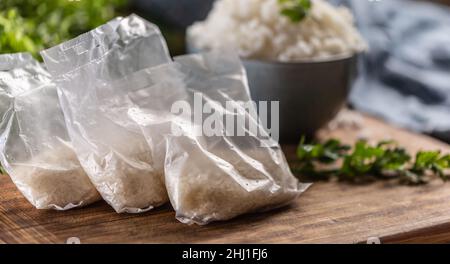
(0, 0, 127, 58)
(293, 138, 450, 185)
(278, 0, 312, 22)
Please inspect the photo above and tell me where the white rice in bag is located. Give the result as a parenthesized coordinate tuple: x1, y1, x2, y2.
(0, 53, 100, 210)
(131, 52, 310, 225)
(41, 15, 172, 213)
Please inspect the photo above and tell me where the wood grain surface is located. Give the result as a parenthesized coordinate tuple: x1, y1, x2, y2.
(1, 112, 450, 244)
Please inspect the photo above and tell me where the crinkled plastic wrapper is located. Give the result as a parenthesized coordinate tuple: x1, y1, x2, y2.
(0, 53, 34, 71)
(130, 52, 310, 225)
(41, 14, 172, 213)
(0, 53, 100, 210)
(0, 53, 42, 119)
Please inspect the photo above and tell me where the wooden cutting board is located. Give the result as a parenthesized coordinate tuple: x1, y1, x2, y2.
(1, 111, 450, 244)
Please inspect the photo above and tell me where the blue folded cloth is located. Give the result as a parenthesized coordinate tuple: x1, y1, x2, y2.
(332, 0, 450, 140)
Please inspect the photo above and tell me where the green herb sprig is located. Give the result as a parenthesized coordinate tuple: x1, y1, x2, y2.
(278, 0, 312, 23)
(293, 138, 450, 185)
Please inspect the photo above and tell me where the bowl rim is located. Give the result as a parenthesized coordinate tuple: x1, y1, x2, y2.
(242, 52, 358, 65)
(186, 40, 360, 65)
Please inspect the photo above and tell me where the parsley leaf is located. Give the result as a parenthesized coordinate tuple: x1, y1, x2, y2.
(278, 0, 312, 23)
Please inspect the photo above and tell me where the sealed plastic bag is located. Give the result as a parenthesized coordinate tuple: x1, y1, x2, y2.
(0, 53, 100, 210)
(100, 63, 189, 178)
(1, 53, 37, 165)
(0, 52, 34, 71)
(41, 15, 172, 213)
(1, 53, 41, 118)
(130, 52, 310, 224)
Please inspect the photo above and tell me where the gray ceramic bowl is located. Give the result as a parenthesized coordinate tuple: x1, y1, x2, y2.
(186, 43, 358, 143)
(243, 55, 358, 143)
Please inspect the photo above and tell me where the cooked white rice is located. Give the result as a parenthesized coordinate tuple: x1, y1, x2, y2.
(188, 0, 367, 61)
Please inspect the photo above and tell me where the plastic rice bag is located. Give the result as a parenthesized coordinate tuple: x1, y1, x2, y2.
(1, 53, 37, 171)
(41, 15, 172, 213)
(1, 53, 41, 118)
(39, 17, 122, 76)
(0, 52, 34, 71)
(101, 63, 189, 178)
(131, 52, 310, 225)
(0, 53, 100, 210)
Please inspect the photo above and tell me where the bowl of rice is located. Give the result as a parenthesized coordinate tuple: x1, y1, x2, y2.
(187, 0, 367, 142)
